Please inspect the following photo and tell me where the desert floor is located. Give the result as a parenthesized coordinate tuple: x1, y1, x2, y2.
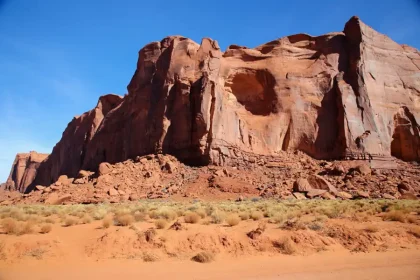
(0, 200, 419, 279)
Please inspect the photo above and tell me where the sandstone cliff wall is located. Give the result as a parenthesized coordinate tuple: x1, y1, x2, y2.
(7, 16, 420, 192)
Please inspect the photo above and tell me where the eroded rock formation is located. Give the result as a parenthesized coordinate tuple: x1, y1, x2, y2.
(4, 151, 49, 192)
(5, 16, 420, 192)
(29, 94, 123, 190)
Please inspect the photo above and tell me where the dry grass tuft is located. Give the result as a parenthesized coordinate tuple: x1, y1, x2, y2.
(114, 214, 134, 226)
(251, 211, 263, 221)
(184, 212, 200, 224)
(102, 217, 113, 228)
(155, 219, 167, 229)
(273, 236, 297, 255)
(133, 211, 147, 222)
(195, 208, 207, 219)
(17, 222, 34, 235)
(210, 211, 225, 224)
(63, 216, 78, 227)
(81, 215, 92, 224)
(44, 217, 55, 224)
(226, 214, 240, 226)
(383, 211, 406, 223)
(191, 251, 215, 263)
(239, 212, 250, 220)
(1, 218, 18, 235)
(40, 224, 52, 234)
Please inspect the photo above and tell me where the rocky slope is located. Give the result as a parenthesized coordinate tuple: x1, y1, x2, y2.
(1, 152, 419, 205)
(3, 16, 420, 196)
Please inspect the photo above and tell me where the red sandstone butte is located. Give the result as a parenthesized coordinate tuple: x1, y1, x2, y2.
(4, 16, 420, 193)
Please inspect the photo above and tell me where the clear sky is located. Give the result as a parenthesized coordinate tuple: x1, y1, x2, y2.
(0, 0, 419, 182)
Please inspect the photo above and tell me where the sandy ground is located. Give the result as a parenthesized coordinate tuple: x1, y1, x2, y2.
(1, 201, 419, 280)
(0, 250, 419, 280)
(0, 218, 419, 280)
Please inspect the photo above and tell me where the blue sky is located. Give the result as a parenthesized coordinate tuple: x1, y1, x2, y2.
(0, 0, 419, 182)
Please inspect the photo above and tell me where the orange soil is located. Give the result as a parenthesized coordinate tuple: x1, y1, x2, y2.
(0, 217, 419, 279)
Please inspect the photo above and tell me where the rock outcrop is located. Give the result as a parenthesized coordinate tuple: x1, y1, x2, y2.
(29, 94, 123, 191)
(4, 151, 49, 192)
(5, 16, 420, 192)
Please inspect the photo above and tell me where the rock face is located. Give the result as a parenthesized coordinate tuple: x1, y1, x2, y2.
(4, 152, 49, 192)
(391, 106, 420, 161)
(6, 16, 420, 191)
(29, 94, 123, 190)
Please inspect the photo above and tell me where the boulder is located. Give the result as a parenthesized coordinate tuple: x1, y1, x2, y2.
(42, 187, 52, 193)
(99, 162, 113, 176)
(108, 188, 119, 196)
(129, 194, 139, 201)
(307, 175, 338, 194)
(356, 164, 371, 176)
(382, 193, 396, 200)
(292, 192, 307, 200)
(355, 190, 370, 199)
(164, 161, 177, 173)
(306, 189, 327, 198)
(77, 170, 91, 179)
(321, 192, 336, 200)
(45, 194, 72, 205)
(336, 191, 353, 200)
(73, 178, 86, 184)
(397, 182, 413, 194)
(35, 185, 45, 191)
(399, 193, 418, 200)
(293, 178, 312, 192)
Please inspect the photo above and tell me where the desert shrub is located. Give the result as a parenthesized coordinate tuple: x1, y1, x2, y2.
(92, 208, 108, 220)
(210, 210, 225, 224)
(251, 211, 263, 221)
(1, 218, 18, 235)
(226, 214, 240, 226)
(271, 213, 286, 224)
(9, 208, 25, 221)
(102, 217, 112, 228)
(148, 210, 159, 219)
(159, 208, 177, 221)
(195, 208, 207, 219)
(204, 205, 216, 216)
(239, 212, 250, 220)
(155, 219, 167, 229)
(184, 212, 200, 224)
(383, 211, 406, 223)
(63, 216, 78, 227)
(191, 251, 215, 263)
(280, 218, 306, 231)
(81, 215, 92, 224)
(307, 221, 323, 231)
(40, 224, 52, 234)
(273, 236, 297, 255)
(114, 214, 134, 226)
(133, 211, 147, 222)
(44, 217, 55, 224)
(18, 222, 34, 235)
